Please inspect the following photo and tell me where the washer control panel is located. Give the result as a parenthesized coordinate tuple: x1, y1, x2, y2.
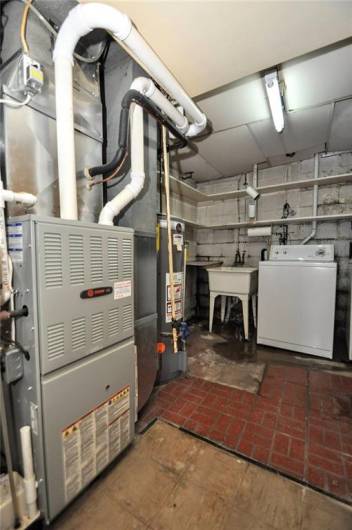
(269, 244, 334, 262)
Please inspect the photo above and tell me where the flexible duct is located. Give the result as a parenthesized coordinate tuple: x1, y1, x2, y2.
(99, 104, 144, 225)
(53, 2, 207, 220)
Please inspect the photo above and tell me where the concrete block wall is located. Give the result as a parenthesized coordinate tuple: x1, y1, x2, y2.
(195, 152, 352, 333)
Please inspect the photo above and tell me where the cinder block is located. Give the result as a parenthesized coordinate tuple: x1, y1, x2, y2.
(316, 222, 337, 240)
(197, 243, 222, 256)
(337, 221, 352, 239)
(339, 184, 352, 205)
(197, 229, 214, 244)
(319, 187, 339, 206)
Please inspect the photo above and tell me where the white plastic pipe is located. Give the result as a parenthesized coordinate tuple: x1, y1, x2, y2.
(1, 190, 37, 207)
(124, 26, 207, 137)
(99, 104, 144, 225)
(53, 2, 206, 220)
(302, 153, 319, 244)
(20, 426, 37, 519)
(0, 180, 37, 305)
(131, 77, 189, 134)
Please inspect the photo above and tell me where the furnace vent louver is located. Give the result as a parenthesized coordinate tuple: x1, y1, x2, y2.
(91, 312, 104, 343)
(108, 308, 119, 336)
(122, 239, 132, 279)
(47, 323, 65, 359)
(71, 317, 86, 351)
(44, 233, 63, 288)
(90, 236, 103, 284)
(122, 305, 133, 331)
(69, 234, 85, 285)
(108, 238, 119, 280)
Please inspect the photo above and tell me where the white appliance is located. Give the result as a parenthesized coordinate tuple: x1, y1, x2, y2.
(257, 244, 337, 358)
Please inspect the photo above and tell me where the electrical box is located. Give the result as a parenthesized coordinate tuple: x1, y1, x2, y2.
(8, 216, 135, 523)
(22, 55, 44, 95)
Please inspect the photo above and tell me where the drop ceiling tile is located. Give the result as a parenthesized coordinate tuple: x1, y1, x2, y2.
(249, 119, 286, 157)
(171, 152, 223, 182)
(328, 99, 352, 151)
(283, 42, 352, 110)
(268, 144, 325, 168)
(196, 126, 266, 176)
(197, 74, 270, 131)
(282, 104, 333, 152)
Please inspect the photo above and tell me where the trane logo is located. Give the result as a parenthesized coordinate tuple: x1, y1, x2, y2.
(80, 287, 113, 299)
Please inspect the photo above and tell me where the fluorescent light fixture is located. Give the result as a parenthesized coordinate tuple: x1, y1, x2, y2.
(264, 70, 284, 133)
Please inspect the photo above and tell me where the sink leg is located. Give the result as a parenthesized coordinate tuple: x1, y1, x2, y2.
(209, 292, 216, 333)
(252, 294, 257, 328)
(239, 295, 249, 340)
(220, 295, 227, 323)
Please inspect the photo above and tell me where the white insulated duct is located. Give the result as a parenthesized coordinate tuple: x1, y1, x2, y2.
(53, 2, 207, 220)
(99, 104, 144, 225)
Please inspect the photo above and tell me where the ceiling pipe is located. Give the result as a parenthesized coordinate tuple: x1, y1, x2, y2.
(130, 77, 189, 135)
(301, 153, 319, 244)
(53, 2, 207, 220)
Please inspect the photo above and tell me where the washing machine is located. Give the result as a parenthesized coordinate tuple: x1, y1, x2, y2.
(257, 244, 337, 358)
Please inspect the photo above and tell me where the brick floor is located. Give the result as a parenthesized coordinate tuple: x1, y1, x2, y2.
(138, 365, 352, 503)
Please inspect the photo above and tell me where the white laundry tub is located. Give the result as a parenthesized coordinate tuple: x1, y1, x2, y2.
(206, 267, 258, 295)
(206, 267, 258, 339)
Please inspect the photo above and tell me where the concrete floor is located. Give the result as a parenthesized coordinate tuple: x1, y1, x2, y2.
(51, 420, 351, 530)
(188, 320, 351, 370)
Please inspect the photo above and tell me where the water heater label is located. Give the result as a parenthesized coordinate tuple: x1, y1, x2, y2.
(62, 386, 130, 502)
(114, 280, 132, 300)
(173, 233, 184, 251)
(165, 272, 183, 323)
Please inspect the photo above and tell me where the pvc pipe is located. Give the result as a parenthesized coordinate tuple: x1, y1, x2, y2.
(53, 3, 207, 219)
(99, 104, 144, 225)
(2, 190, 37, 207)
(302, 153, 319, 244)
(0, 179, 36, 305)
(20, 426, 37, 519)
(124, 26, 206, 137)
(130, 77, 189, 134)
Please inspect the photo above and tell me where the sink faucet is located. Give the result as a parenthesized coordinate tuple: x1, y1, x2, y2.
(234, 249, 246, 266)
(234, 249, 241, 266)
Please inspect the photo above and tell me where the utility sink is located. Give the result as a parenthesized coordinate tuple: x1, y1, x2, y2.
(206, 267, 258, 295)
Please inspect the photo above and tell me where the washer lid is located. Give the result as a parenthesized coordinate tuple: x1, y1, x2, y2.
(269, 244, 334, 262)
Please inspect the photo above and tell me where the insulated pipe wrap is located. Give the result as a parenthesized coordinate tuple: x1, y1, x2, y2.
(53, 3, 132, 62)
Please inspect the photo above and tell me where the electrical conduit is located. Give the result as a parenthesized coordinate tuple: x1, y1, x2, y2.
(53, 2, 207, 220)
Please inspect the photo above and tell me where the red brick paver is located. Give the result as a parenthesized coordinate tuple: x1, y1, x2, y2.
(139, 365, 352, 503)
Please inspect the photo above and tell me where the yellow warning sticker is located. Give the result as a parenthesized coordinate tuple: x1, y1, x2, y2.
(62, 386, 130, 501)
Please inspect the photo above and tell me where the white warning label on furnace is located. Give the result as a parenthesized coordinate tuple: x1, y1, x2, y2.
(114, 280, 132, 300)
(165, 272, 183, 323)
(7, 222, 23, 263)
(62, 386, 130, 502)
